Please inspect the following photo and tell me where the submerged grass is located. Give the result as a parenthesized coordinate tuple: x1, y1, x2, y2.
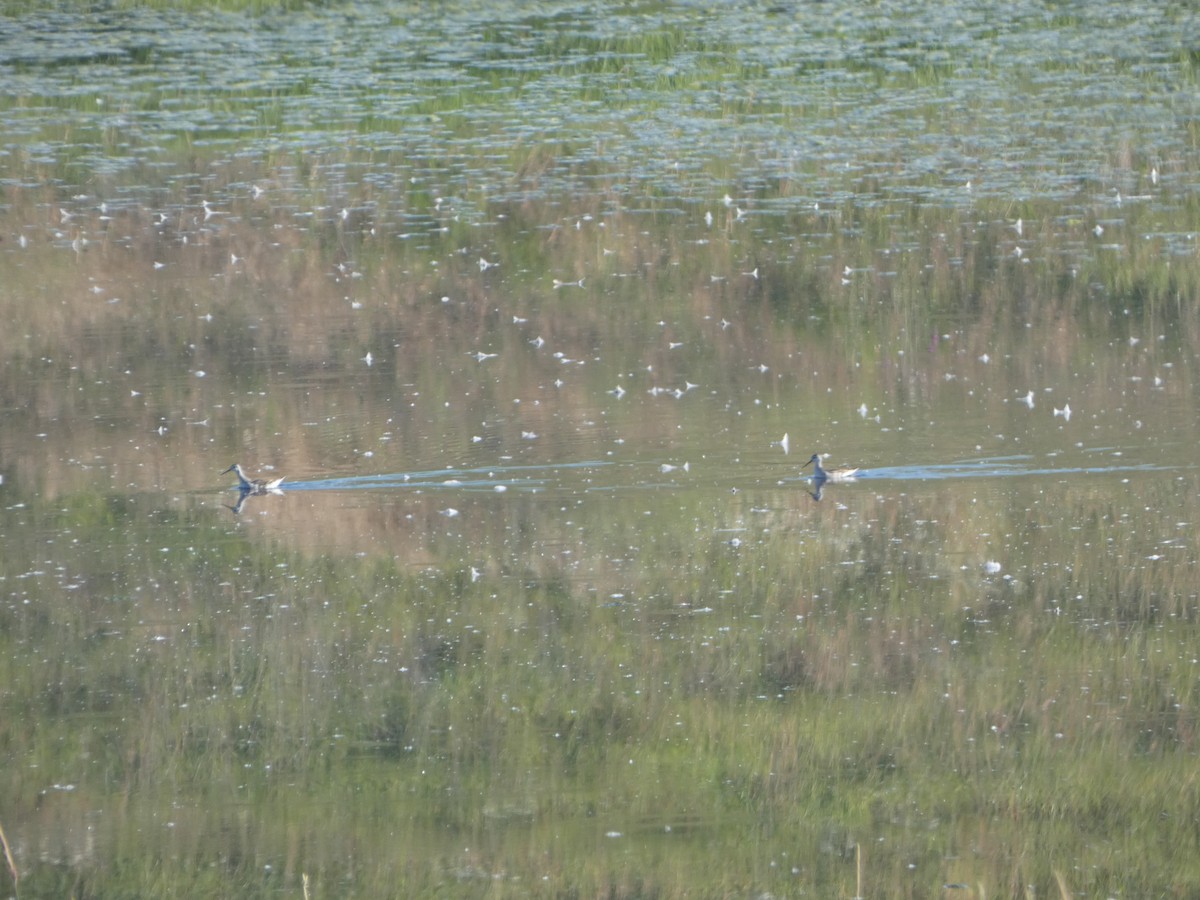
(4, 463, 1200, 895)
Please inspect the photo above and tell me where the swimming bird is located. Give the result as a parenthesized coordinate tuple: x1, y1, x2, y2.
(222, 463, 285, 494)
(802, 453, 859, 482)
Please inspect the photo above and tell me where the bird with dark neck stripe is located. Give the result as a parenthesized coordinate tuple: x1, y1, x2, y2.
(222, 463, 285, 494)
(801, 453, 859, 483)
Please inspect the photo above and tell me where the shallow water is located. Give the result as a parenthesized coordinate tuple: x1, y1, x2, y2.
(2, 1, 1200, 897)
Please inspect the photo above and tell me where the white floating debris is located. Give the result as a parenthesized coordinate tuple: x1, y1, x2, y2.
(441, 508, 459, 518)
(362, 352, 373, 366)
(1019, 391, 1034, 409)
(978, 353, 990, 364)
(780, 432, 789, 455)
(858, 403, 869, 418)
(1053, 404, 1071, 421)
(552, 278, 584, 289)
(472, 351, 498, 362)
(479, 257, 495, 271)
(521, 431, 537, 440)
(530, 336, 545, 349)
(984, 560, 1002, 574)
(610, 385, 626, 399)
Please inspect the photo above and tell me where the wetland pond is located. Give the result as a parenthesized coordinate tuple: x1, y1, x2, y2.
(2, 1, 1200, 896)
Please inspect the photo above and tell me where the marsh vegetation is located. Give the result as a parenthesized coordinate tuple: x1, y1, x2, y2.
(2, 1, 1200, 896)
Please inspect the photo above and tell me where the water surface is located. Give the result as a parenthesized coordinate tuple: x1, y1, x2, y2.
(2, 1, 1200, 896)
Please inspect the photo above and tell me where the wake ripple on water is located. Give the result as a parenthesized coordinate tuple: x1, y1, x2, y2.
(232, 453, 1186, 502)
(857, 455, 1177, 482)
(281, 460, 613, 494)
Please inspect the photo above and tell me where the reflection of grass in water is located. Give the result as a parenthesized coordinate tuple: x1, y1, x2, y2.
(3, 176, 1200, 560)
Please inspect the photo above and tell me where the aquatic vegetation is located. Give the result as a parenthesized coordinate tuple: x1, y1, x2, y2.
(2, 0, 1200, 896)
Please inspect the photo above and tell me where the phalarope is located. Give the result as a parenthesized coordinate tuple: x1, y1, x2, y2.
(222, 463, 285, 494)
(802, 453, 859, 482)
